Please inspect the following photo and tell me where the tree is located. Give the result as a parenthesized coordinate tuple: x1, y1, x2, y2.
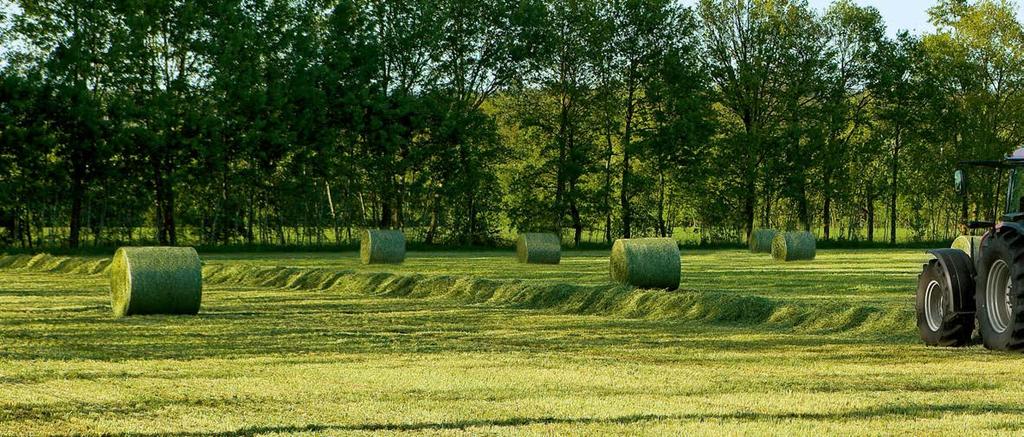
(10, 0, 115, 248)
(872, 32, 920, 244)
(817, 0, 884, 240)
(641, 9, 716, 237)
(607, 0, 681, 238)
(697, 0, 809, 241)
(426, 0, 545, 244)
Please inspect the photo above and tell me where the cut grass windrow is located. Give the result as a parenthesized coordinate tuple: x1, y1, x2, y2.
(0, 252, 916, 339)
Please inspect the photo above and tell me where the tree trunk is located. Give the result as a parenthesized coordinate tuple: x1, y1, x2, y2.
(621, 80, 636, 239)
(603, 129, 614, 245)
(246, 190, 255, 245)
(153, 162, 168, 246)
(890, 128, 901, 245)
(569, 180, 582, 247)
(466, 193, 477, 245)
(743, 179, 756, 244)
(797, 174, 811, 232)
(25, 210, 32, 250)
(823, 193, 832, 240)
(69, 160, 85, 248)
(555, 77, 569, 234)
(425, 193, 440, 245)
(326, 181, 339, 245)
(822, 174, 832, 240)
(380, 191, 392, 229)
(164, 179, 177, 246)
(867, 191, 875, 242)
(393, 175, 403, 228)
(658, 169, 667, 237)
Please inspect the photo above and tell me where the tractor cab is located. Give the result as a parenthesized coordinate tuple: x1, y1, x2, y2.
(956, 147, 1024, 226)
(917, 147, 1024, 352)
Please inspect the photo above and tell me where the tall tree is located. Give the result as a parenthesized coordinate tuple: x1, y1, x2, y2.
(607, 0, 681, 238)
(817, 0, 884, 239)
(697, 0, 807, 241)
(641, 9, 716, 237)
(872, 32, 920, 244)
(427, 0, 544, 244)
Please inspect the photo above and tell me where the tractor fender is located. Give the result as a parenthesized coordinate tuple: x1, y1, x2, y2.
(926, 248, 977, 315)
(997, 221, 1024, 237)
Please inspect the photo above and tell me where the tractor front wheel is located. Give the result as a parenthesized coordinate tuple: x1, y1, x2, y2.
(917, 258, 974, 346)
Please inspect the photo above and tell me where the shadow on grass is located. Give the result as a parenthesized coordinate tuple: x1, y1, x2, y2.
(106, 402, 1024, 436)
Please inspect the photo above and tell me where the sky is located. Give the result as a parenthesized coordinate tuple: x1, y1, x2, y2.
(1, 2, 1023, 42)
(817, 0, 942, 35)
(682, 0, 1024, 37)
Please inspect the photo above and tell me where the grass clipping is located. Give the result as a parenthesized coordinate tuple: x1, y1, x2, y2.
(516, 233, 561, 264)
(109, 247, 202, 317)
(952, 235, 983, 259)
(771, 231, 816, 261)
(749, 229, 778, 253)
(609, 238, 681, 290)
(361, 229, 406, 264)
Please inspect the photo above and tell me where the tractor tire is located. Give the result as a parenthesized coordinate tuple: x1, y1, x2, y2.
(976, 227, 1024, 351)
(917, 259, 974, 346)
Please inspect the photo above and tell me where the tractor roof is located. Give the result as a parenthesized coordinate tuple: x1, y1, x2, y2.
(961, 147, 1024, 168)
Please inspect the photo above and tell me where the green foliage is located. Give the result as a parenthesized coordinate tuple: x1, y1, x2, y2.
(1, 0, 1022, 250)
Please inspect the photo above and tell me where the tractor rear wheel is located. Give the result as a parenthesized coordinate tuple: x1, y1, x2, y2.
(916, 259, 974, 346)
(976, 227, 1024, 351)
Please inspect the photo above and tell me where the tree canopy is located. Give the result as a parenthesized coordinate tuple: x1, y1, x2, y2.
(0, 0, 1021, 249)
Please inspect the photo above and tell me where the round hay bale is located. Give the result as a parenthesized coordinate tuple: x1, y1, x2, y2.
(771, 231, 816, 261)
(516, 233, 561, 264)
(952, 235, 983, 259)
(750, 229, 778, 253)
(360, 229, 406, 264)
(609, 238, 681, 290)
(109, 247, 202, 317)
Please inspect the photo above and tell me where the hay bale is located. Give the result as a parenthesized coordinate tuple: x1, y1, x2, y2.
(750, 229, 778, 253)
(360, 229, 406, 264)
(952, 235, 983, 259)
(771, 231, 816, 261)
(516, 233, 561, 264)
(609, 238, 681, 290)
(109, 247, 202, 317)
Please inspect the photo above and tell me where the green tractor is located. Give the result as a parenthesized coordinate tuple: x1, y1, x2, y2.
(918, 148, 1024, 350)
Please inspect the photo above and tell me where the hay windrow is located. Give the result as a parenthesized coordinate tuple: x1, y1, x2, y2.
(109, 247, 202, 317)
(951, 235, 983, 259)
(771, 231, 816, 261)
(0, 253, 913, 336)
(516, 233, 561, 264)
(750, 229, 778, 253)
(360, 230, 406, 264)
(199, 263, 911, 335)
(609, 238, 681, 290)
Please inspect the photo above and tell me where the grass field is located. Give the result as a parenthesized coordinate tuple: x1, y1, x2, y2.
(3, 249, 1024, 435)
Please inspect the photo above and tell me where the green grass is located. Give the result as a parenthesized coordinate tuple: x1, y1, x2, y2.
(2, 249, 1023, 435)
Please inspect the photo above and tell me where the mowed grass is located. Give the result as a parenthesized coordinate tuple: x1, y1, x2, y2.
(3, 249, 1024, 435)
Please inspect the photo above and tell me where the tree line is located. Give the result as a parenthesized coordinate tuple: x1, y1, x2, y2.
(1, 0, 1022, 249)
